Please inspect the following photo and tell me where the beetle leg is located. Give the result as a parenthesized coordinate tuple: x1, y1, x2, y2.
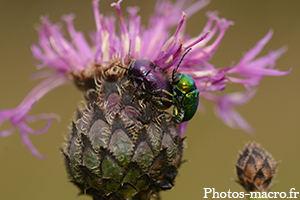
(172, 105, 185, 124)
(152, 89, 173, 97)
(152, 96, 174, 103)
(164, 110, 175, 117)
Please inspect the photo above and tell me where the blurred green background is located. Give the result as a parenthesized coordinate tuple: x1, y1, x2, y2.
(0, 0, 299, 199)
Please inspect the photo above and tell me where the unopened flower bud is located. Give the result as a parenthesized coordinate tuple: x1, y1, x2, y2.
(236, 142, 277, 192)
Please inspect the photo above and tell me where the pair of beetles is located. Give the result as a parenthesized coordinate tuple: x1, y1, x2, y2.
(121, 48, 199, 124)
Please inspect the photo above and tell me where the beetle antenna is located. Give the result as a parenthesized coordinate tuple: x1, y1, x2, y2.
(115, 41, 132, 70)
(115, 65, 128, 70)
(172, 48, 192, 79)
(127, 40, 131, 65)
(114, 41, 132, 71)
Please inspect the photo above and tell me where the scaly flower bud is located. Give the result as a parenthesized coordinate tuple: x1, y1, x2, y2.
(63, 64, 184, 199)
(236, 142, 277, 192)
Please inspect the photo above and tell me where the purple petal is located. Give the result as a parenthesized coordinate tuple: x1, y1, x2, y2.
(0, 128, 16, 138)
(178, 121, 189, 136)
(22, 118, 54, 135)
(229, 31, 291, 83)
(238, 30, 274, 66)
(203, 90, 257, 133)
(20, 130, 47, 159)
(0, 75, 69, 158)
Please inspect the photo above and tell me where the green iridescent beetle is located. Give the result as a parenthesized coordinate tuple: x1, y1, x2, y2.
(169, 48, 199, 124)
(172, 73, 200, 123)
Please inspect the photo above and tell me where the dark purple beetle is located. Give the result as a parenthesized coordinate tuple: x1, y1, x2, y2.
(127, 59, 173, 110)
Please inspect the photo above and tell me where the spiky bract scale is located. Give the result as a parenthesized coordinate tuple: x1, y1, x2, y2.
(63, 64, 184, 200)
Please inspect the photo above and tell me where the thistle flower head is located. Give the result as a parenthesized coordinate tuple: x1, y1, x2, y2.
(236, 142, 278, 192)
(63, 65, 185, 199)
(0, 0, 291, 158)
